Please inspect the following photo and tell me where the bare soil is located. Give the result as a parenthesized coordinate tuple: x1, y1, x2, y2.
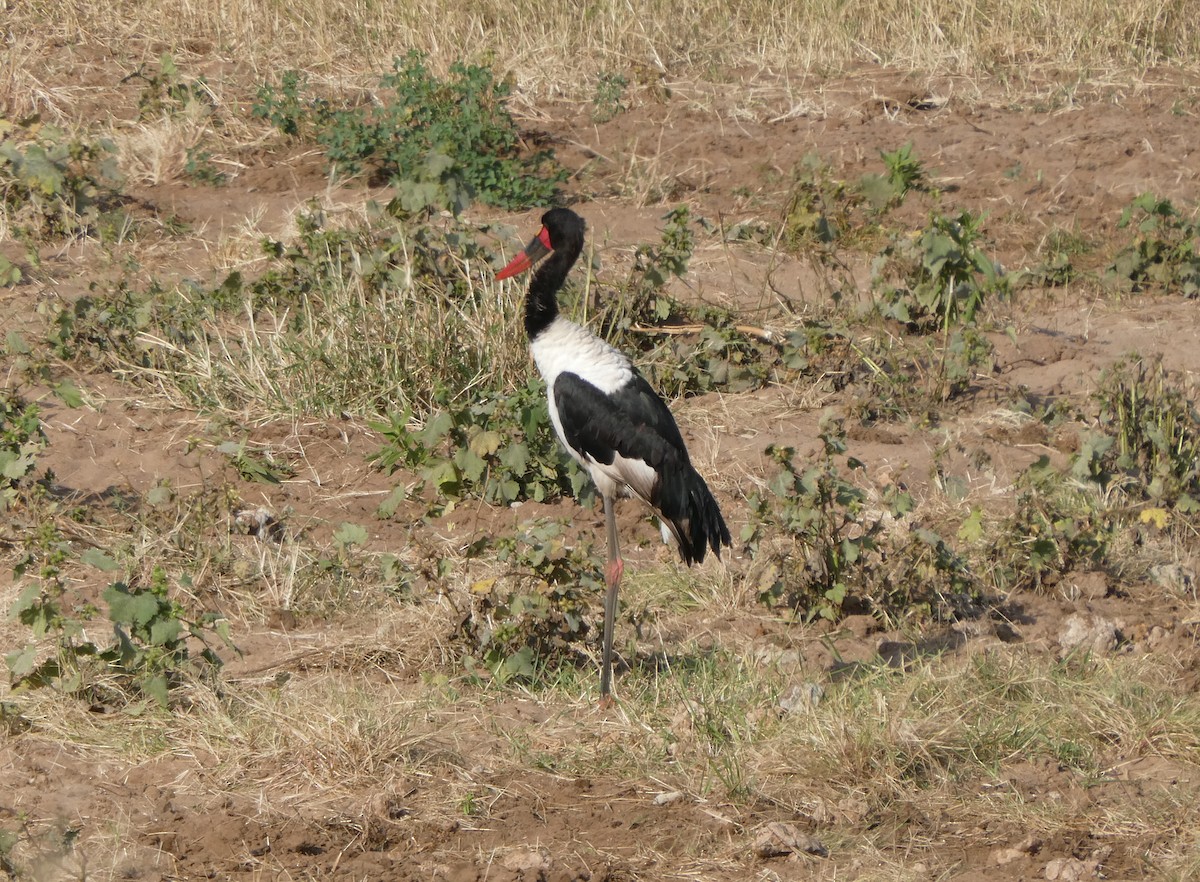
(2, 59, 1200, 881)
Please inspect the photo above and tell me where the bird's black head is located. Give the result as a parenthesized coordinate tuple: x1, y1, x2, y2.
(540, 208, 585, 255)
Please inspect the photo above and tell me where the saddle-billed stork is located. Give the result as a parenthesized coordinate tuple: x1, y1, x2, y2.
(495, 208, 731, 703)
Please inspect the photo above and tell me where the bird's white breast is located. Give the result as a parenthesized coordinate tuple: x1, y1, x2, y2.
(529, 317, 633, 394)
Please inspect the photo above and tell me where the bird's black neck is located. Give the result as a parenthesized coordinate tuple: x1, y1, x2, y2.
(524, 246, 580, 339)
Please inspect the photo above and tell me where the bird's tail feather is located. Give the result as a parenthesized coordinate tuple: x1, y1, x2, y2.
(658, 466, 731, 566)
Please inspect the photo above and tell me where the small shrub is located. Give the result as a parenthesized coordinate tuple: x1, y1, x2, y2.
(1107, 193, 1200, 297)
(6, 526, 234, 707)
(370, 379, 594, 513)
(592, 71, 629, 122)
(129, 53, 214, 119)
(0, 391, 46, 510)
(458, 520, 600, 681)
(859, 141, 929, 212)
(873, 209, 1006, 333)
(0, 120, 123, 239)
(988, 456, 1113, 592)
(1081, 355, 1200, 508)
(255, 52, 564, 211)
(744, 417, 916, 621)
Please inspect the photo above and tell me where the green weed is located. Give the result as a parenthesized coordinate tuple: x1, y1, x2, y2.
(744, 417, 918, 621)
(873, 209, 1005, 333)
(0, 120, 123, 239)
(458, 520, 600, 682)
(988, 456, 1113, 592)
(0, 391, 46, 511)
(1083, 355, 1200, 508)
(370, 379, 593, 514)
(255, 52, 565, 210)
(127, 53, 214, 119)
(5, 524, 235, 707)
(1107, 193, 1200, 297)
(859, 141, 929, 212)
(592, 71, 629, 122)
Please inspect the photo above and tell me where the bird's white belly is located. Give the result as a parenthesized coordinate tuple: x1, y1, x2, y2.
(531, 318, 643, 501)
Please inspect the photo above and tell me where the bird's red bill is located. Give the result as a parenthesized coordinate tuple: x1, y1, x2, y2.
(496, 226, 553, 279)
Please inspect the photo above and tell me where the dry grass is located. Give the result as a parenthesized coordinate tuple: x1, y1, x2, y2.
(11, 0, 1200, 96)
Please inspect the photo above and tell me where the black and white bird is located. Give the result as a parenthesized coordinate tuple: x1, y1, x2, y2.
(496, 208, 731, 703)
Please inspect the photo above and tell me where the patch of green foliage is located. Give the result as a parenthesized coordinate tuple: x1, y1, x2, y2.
(0, 119, 123, 239)
(601, 205, 696, 338)
(868, 209, 1003, 403)
(253, 52, 565, 211)
(0, 391, 46, 511)
(859, 141, 929, 212)
(873, 209, 1006, 332)
(458, 520, 600, 682)
(742, 416, 962, 622)
(370, 379, 594, 514)
(596, 206, 776, 397)
(592, 71, 629, 123)
(1107, 193, 1200, 297)
(1021, 226, 1089, 288)
(1076, 355, 1200, 509)
(5, 525, 235, 707)
(183, 147, 227, 186)
(127, 53, 214, 119)
(986, 455, 1113, 592)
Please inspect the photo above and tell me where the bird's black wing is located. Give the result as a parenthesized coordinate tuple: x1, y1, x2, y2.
(553, 370, 690, 496)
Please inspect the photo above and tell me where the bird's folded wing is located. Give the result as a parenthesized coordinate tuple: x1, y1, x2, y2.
(553, 371, 689, 503)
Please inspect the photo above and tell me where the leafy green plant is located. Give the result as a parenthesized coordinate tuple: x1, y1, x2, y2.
(599, 204, 694, 336)
(859, 142, 928, 212)
(0, 254, 21, 286)
(780, 154, 862, 252)
(217, 438, 294, 485)
(744, 417, 914, 620)
(1021, 226, 1089, 287)
(6, 525, 234, 707)
(252, 69, 328, 137)
(988, 456, 1113, 592)
(370, 379, 593, 513)
(1082, 355, 1200, 508)
(592, 71, 629, 122)
(103, 568, 233, 705)
(257, 52, 564, 210)
(183, 147, 227, 186)
(1107, 193, 1200, 297)
(128, 53, 214, 119)
(873, 209, 1005, 332)
(0, 392, 46, 510)
(0, 120, 123, 238)
(459, 520, 600, 681)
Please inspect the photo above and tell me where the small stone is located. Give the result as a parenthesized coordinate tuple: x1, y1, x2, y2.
(1044, 856, 1097, 881)
(779, 683, 824, 714)
(1057, 613, 1118, 655)
(753, 822, 828, 859)
(993, 835, 1043, 865)
(653, 790, 684, 806)
(502, 848, 551, 874)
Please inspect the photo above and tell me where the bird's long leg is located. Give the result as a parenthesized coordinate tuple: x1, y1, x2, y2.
(599, 492, 624, 705)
